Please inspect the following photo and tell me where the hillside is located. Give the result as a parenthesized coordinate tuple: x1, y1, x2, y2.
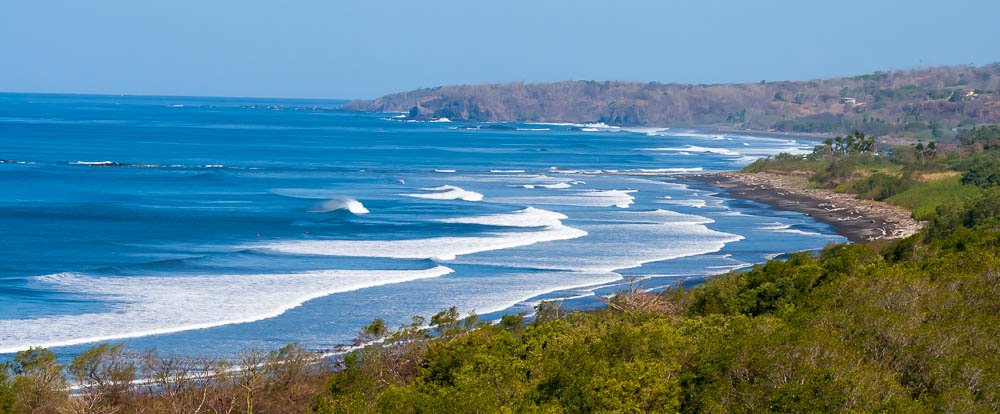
(344, 64, 1000, 139)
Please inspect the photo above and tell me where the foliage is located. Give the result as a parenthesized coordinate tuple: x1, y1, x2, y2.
(348, 64, 1000, 136)
(962, 154, 1000, 188)
(958, 125, 1000, 151)
(844, 171, 911, 200)
(887, 175, 982, 220)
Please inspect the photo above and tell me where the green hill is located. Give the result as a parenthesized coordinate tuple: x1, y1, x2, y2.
(345, 64, 1000, 139)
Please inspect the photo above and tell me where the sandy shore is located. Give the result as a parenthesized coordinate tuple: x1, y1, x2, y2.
(685, 172, 923, 243)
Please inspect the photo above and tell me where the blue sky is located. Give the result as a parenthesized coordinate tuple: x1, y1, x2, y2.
(1, 0, 998, 99)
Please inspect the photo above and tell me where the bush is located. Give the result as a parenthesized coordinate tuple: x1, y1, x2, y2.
(847, 172, 912, 200)
(962, 155, 1000, 188)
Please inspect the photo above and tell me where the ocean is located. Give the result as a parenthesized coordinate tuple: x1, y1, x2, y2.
(0, 93, 844, 358)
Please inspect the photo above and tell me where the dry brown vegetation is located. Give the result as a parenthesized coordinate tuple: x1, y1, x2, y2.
(345, 64, 1000, 137)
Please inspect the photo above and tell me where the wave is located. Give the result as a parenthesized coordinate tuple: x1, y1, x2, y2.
(643, 145, 741, 157)
(435, 207, 567, 227)
(404, 185, 484, 201)
(0, 266, 454, 354)
(256, 209, 587, 261)
(491, 189, 636, 209)
(451, 208, 743, 273)
(657, 198, 708, 208)
(490, 169, 526, 173)
(434, 169, 456, 173)
(432, 271, 623, 318)
(760, 222, 825, 236)
(523, 122, 669, 136)
(308, 198, 370, 214)
(70, 160, 115, 166)
(521, 182, 572, 189)
(620, 167, 704, 175)
(590, 190, 636, 208)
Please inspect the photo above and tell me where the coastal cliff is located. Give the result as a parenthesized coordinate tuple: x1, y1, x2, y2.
(345, 64, 1000, 138)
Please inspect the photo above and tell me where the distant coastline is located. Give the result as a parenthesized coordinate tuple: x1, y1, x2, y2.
(345, 63, 1000, 142)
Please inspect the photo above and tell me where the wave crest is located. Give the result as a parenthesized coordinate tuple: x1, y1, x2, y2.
(309, 198, 370, 214)
(404, 185, 484, 202)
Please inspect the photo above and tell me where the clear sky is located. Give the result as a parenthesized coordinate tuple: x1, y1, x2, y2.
(1, 0, 998, 99)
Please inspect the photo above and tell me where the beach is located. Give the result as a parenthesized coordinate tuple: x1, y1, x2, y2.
(686, 172, 923, 243)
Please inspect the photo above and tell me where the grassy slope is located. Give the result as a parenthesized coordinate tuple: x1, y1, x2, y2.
(887, 176, 983, 220)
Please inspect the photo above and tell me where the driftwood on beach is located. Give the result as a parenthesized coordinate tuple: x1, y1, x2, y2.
(687, 172, 923, 243)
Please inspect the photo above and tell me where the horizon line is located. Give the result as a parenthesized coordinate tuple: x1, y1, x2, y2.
(2, 61, 995, 103)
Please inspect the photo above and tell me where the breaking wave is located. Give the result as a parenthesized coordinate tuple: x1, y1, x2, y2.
(256, 208, 587, 261)
(308, 198, 370, 214)
(0, 266, 454, 354)
(404, 185, 484, 201)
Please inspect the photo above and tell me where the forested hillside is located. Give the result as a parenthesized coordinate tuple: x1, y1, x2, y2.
(344, 64, 1000, 139)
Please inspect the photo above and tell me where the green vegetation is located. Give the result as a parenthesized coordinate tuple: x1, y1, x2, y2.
(4, 129, 1000, 413)
(349, 64, 1000, 138)
(887, 176, 981, 220)
(743, 129, 1000, 220)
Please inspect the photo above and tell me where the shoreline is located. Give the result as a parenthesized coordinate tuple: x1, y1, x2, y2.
(684, 171, 922, 243)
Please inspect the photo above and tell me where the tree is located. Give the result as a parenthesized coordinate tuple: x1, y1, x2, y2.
(237, 348, 267, 414)
(0, 362, 16, 413)
(11, 347, 68, 413)
(430, 306, 463, 336)
(70, 343, 138, 411)
(962, 156, 1000, 188)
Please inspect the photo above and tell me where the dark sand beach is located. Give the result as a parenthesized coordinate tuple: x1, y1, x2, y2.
(686, 172, 923, 243)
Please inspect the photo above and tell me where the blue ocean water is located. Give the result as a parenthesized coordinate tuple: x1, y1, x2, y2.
(0, 93, 843, 358)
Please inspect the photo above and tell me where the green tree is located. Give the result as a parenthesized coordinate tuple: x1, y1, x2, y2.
(11, 347, 68, 413)
(962, 156, 1000, 188)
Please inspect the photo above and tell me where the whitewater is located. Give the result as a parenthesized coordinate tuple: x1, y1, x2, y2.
(0, 93, 844, 357)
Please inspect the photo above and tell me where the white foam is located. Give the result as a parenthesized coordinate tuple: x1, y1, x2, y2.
(593, 190, 636, 208)
(644, 145, 741, 157)
(490, 169, 526, 173)
(436, 271, 623, 317)
(0, 266, 454, 354)
(434, 169, 456, 173)
(778, 228, 825, 236)
(657, 198, 708, 208)
(428, 117, 452, 123)
(453, 209, 743, 273)
(522, 182, 572, 189)
(623, 167, 704, 175)
(491, 189, 636, 208)
(309, 198, 370, 214)
(404, 185, 484, 202)
(760, 222, 826, 237)
(258, 208, 587, 261)
(436, 207, 567, 227)
(761, 222, 792, 231)
(70, 160, 115, 165)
